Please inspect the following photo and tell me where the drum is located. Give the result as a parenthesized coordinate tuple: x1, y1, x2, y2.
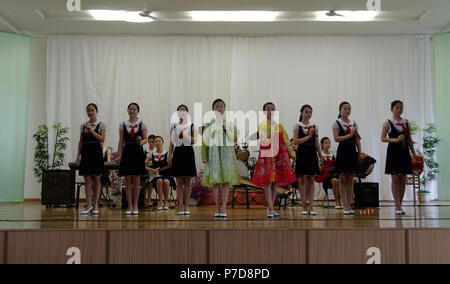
(236, 150, 250, 162)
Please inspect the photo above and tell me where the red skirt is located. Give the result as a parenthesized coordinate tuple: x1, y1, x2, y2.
(251, 132, 297, 187)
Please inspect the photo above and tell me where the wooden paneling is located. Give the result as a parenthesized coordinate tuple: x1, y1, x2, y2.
(3, 227, 450, 264)
(6, 230, 107, 264)
(109, 230, 207, 264)
(308, 229, 406, 264)
(407, 229, 450, 264)
(0, 232, 4, 264)
(209, 230, 306, 264)
(285, 230, 307, 264)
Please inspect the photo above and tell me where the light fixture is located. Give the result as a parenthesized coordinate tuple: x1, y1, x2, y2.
(190, 11, 279, 22)
(316, 11, 379, 21)
(123, 11, 154, 23)
(89, 10, 153, 22)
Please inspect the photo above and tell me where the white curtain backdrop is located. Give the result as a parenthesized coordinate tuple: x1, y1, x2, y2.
(46, 35, 435, 201)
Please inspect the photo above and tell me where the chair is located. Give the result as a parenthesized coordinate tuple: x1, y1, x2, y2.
(152, 177, 177, 208)
(76, 181, 114, 209)
(99, 183, 113, 207)
(321, 187, 331, 208)
(169, 179, 177, 208)
(231, 185, 253, 209)
(75, 182, 85, 209)
(406, 170, 421, 206)
(277, 190, 292, 210)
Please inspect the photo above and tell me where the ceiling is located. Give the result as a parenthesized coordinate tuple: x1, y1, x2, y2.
(0, 0, 449, 36)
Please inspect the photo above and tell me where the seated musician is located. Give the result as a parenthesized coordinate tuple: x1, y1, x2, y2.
(149, 136, 175, 210)
(318, 137, 342, 209)
(101, 147, 112, 187)
(143, 135, 156, 207)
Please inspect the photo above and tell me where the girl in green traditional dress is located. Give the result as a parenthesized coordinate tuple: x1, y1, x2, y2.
(201, 99, 241, 219)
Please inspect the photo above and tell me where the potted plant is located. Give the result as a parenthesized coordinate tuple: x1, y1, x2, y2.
(419, 123, 440, 203)
(33, 123, 73, 207)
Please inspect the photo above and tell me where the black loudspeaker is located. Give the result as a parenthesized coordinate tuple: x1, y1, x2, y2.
(41, 170, 75, 207)
(354, 182, 379, 209)
(121, 188, 145, 210)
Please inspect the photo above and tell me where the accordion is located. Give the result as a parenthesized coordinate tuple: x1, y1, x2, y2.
(357, 154, 377, 179)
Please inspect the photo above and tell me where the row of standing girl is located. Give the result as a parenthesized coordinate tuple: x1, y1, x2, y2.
(76, 103, 198, 216)
(249, 100, 418, 217)
(76, 99, 418, 217)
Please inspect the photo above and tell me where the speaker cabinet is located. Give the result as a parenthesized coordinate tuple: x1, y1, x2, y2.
(354, 182, 379, 209)
(41, 170, 75, 207)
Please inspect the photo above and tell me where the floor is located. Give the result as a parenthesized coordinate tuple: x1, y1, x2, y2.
(1, 202, 450, 230)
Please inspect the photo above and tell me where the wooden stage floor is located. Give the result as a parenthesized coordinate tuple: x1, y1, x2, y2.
(1, 203, 450, 264)
(1, 202, 450, 230)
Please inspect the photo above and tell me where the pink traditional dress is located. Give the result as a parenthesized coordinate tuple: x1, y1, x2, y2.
(251, 120, 297, 187)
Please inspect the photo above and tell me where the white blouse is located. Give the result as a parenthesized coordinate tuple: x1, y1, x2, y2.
(80, 120, 106, 133)
(170, 122, 195, 146)
(119, 119, 148, 134)
(332, 119, 358, 133)
(294, 122, 319, 136)
(384, 118, 408, 134)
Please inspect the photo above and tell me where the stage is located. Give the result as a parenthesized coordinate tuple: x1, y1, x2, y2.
(1, 202, 450, 264)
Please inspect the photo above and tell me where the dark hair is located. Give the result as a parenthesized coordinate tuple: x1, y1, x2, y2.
(155, 136, 164, 143)
(391, 100, 403, 110)
(177, 104, 189, 112)
(128, 103, 140, 112)
(263, 102, 275, 111)
(212, 98, 226, 110)
(148, 135, 156, 140)
(320, 137, 331, 150)
(299, 104, 313, 122)
(86, 103, 98, 112)
(338, 102, 351, 119)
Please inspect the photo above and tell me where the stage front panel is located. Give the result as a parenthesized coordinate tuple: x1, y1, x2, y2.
(308, 229, 406, 264)
(6, 230, 107, 264)
(209, 230, 306, 264)
(108, 230, 207, 264)
(0, 232, 4, 264)
(407, 229, 450, 264)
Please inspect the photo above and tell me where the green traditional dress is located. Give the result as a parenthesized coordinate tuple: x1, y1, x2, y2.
(201, 119, 242, 188)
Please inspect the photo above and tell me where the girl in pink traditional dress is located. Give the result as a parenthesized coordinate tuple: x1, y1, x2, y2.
(252, 102, 297, 218)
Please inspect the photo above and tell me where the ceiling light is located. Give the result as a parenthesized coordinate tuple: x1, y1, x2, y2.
(89, 10, 153, 22)
(123, 11, 153, 23)
(191, 11, 279, 22)
(316, 11, 379, 21)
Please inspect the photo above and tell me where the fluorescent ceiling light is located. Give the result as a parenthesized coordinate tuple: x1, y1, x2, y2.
(316, 11, 379, 21)
(89, 10, 153, 22)
(191, 11, 278, 22)
(123, 12, 153, 23)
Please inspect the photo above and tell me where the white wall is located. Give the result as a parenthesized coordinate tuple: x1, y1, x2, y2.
(24, 36, 47, 199)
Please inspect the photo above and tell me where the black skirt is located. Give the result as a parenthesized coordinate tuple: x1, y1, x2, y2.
(171, 146, 197, 177)
(118, 143, 147, 176)
(335, 142, 358, 175)
(385, 142, 412, 175)
(295, 144, 319, 176)
(79, 142, 104, 176)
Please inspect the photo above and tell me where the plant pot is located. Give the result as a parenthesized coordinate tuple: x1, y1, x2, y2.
(418, 192, 432, 204)
(189, 198, 200, 207)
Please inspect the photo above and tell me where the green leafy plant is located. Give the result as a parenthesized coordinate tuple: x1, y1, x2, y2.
(33, 123, 70, 182)
(33, 125, 49, 182)
(408, 121, 420, 146)
(421, 123, 440, 190)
